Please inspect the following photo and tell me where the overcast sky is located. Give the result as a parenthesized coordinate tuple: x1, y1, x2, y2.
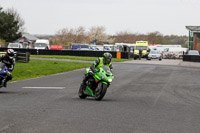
(1, 0, 200, 35)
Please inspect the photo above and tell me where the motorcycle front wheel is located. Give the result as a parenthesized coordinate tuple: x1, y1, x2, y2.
(95, 83, 108, 101)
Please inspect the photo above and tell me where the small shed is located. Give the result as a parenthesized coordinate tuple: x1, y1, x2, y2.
(186, 26, 200, 51)
(15, 33, 38, 48)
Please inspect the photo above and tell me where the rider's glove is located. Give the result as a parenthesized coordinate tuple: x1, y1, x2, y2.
(89, 70, 94, 76)
(110, 69, 113, 73)
(93, 69, 97, 73)
(7, 71, 11, 76)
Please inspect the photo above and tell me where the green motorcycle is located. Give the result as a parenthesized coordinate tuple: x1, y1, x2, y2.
(78, 66, 114, 101)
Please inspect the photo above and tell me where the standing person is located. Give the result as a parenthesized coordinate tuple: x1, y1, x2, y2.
(139, 48, 143, 60)
(147, 48, 151, 53)
(147, 48, 151, 59)
(0, 49, 15, 87)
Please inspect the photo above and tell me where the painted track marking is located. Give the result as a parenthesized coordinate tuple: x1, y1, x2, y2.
(22, 87, 65, 89)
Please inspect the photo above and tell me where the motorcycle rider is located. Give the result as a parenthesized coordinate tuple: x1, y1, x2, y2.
(0, 49, 15, 87)
(81, 52, 113, 88)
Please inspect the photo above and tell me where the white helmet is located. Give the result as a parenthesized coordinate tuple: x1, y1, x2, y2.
(6, 49, 15, 59)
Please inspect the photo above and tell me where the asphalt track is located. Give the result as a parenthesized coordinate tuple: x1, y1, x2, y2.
(0, 61, 200, 133)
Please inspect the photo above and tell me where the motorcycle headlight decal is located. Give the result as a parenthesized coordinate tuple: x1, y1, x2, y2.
(101, 73, 107, 80)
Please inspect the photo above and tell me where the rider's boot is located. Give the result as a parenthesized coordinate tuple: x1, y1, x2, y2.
(80, 81, 86, 90)
(3, 81, 7, 87)
(80, 77, 87, 90)
(1, 78, 7, 87)
(81, 74, 91, 90)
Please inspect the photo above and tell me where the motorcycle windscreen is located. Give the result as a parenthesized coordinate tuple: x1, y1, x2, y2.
(0, 63, 7, 75)
(0, 63, 6, 70)
(102, 66, 112, 75)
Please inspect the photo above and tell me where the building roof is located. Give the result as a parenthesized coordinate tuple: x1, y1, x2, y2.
(22, 33, 38, 41)
(186, 26, 200, 32)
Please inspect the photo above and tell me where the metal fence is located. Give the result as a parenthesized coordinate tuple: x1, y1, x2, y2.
(0, 48, 130, 59)
(183, 55, 200, 62)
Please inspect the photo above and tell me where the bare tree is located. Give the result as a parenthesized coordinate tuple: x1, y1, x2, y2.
(88, 26, 108, 44)
(55, 28, 75, 44)
(54, 26, 88, 45)
(54, 28, 68, 44)
(115, 31, 135, 43)
(74, 26, 88, 43)
(147, 31, 163, 44)
(136, 33, 148, 42)
(115, 31, 148, 43)
(6, 7, 25, 32)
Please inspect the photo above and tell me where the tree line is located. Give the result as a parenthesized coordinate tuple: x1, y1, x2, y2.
(114, 31, 188, 45)
(51, 27, 188, 47)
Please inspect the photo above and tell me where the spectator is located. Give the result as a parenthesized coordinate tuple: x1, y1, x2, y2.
(139, 48, 143, 60)
(147, 48, 151, 59)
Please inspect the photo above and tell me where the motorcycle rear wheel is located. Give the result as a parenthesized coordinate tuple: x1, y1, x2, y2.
(78, 84, 87, 99)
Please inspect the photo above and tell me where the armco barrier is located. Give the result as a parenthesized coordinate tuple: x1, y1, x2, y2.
(0, 48, 130, 59)
(38, 49, 117, 58)
(183, 55, 200, 62)
(0, 52, 6, 56)
(0, 48, 37, 55)
(16, 52, 30, 63)
(0, 51, 30, 63)
(121, 52, 129, 59)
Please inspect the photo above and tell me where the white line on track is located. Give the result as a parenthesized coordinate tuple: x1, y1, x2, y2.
(22, 87, 65, 89)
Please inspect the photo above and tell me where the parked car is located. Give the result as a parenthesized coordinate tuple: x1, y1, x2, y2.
(147, 50, 162, 61)
(187, 50, 199, 55)
(77, 48, 93, 51)
(90, 45, 103, 51)
(8, 43, 24, 48)
(34, 39, 50, 50)
(71, 44, 89, 50)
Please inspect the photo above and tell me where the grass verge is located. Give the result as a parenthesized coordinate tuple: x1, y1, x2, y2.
(12, 59, 91, 81)
(31, 55, 132, 62)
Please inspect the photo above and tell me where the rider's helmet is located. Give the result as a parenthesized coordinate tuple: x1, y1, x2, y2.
(103, 52, 112, 65)
(6, 49, 15, 59)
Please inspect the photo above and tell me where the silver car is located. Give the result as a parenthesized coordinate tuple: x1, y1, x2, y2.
(147, 50, 162, 61)
(187, 50, 199, 55)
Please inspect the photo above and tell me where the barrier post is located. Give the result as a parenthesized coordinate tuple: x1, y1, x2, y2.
(117, 52, 121, 59)
(26, 52, 30, 63)
(0, 52, 6, 56)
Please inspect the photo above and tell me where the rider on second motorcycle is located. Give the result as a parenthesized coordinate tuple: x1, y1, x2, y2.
(81, 52, 113, 88)
(0, 49, 15, 87)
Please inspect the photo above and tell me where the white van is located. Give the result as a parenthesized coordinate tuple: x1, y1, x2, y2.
(8, 43, 24, 48)
(34, 39, 50, 50)
(103, 44, 115, 51)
